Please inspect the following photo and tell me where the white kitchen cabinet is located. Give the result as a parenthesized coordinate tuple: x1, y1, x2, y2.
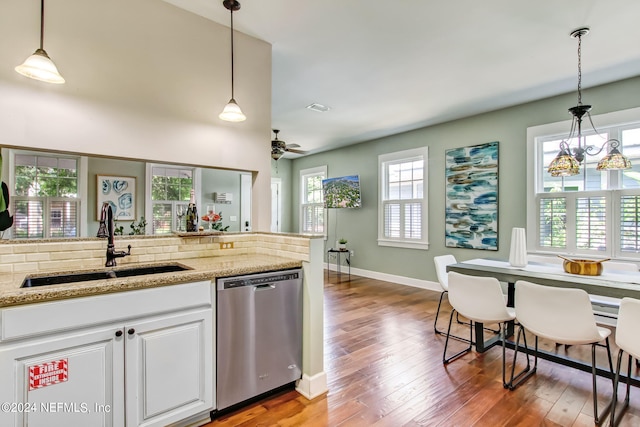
(0, 325, 124, 427)
(125, 309, 212, 427)
(0, 281, 213, 427)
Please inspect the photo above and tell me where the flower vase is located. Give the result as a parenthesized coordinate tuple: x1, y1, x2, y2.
(509, 227, 528, 268)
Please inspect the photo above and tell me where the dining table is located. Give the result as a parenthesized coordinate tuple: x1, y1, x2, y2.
(446, 257, 640, 386)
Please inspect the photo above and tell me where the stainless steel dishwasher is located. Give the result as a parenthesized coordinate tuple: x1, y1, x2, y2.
(216, 269, 303, 411)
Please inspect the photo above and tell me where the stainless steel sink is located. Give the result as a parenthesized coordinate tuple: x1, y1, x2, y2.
(21, 263, 192, 288)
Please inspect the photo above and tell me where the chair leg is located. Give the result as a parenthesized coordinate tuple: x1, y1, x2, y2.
(442, 309, 472, 364)
(434, 291, 446, 335)
(508, 327, 537, 390)
(591, 340, 613, 425)
(500, 323, 526, 388)
(435, 291, 475, 344)
(610, 351, 632, 427)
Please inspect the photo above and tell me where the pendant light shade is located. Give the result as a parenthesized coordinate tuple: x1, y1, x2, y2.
(548, 145, 580, 177)
(219, 98, 246, 122)
(219, 0, 246, 122)
(15, 48, 64, 84)
(15, 0, 65, 84)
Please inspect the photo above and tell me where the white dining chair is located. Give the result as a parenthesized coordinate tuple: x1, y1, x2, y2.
(443, 272, 526, 388)
(510, 280, 614, 425)
(433, 255, 457, 336)
(609, 297, 640, 427)
(591, 261, 638, 327)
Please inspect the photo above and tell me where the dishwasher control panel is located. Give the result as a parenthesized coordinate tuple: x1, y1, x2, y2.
(218, 270, 301, 289)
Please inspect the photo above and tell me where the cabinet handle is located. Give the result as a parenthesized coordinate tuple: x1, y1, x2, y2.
(115, 330, 123, 337)
(128, 328, 135, 335)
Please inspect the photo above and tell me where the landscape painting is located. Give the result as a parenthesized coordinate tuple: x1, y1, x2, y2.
(322, 175, 362, 208)
(97, 175, 136, 221)
(445, 141, 498, 250)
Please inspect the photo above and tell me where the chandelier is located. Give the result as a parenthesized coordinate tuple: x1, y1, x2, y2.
(547, 28, 631, 177)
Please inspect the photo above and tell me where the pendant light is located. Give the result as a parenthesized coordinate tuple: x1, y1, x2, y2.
(547, 28, 630, 177)
(219, 0, 246, 122)
(15, 0, 65, 84)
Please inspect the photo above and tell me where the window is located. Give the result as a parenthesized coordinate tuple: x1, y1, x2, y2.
(528, 107, 640, 259)
(149, 166, 195, 234)
(11, 153, 81, 238)
(378, 147, 429, 250)
(300, 166, 326, 234)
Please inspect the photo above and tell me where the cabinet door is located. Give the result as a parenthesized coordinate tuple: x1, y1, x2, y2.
(125, 308, 212, 427)
(0, 326, 124, 427)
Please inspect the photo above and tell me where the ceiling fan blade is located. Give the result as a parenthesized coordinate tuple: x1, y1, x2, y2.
(285, 143, 301, 149)
(286, 148, 308, 155)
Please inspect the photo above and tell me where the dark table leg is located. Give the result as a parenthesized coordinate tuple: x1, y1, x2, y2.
(474, 282, 516, 353)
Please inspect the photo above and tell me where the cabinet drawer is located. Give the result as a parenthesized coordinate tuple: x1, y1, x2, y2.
(1, 281, 212, 342)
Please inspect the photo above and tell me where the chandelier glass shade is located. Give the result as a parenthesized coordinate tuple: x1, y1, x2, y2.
(547, 28, 630, 177)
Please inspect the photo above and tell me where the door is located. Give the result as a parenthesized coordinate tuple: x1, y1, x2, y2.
(0, 326, 123, 427)
(240, 172, 252, 231)
(271, 178, 282, 233)
(124, 309, 212, 427)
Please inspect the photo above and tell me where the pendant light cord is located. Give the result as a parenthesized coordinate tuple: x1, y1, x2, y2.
(39, 0, 45, 50)
(576, 33, 582, 105)
(230, 7, 235, 99)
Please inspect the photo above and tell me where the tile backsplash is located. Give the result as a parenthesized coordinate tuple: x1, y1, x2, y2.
(0, 233, 312, 274)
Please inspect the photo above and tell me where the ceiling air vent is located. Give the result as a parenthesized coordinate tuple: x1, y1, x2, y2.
(306, 103, 331, 113)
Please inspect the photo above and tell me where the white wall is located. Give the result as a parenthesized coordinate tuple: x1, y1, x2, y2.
(0, 0, 273, 231)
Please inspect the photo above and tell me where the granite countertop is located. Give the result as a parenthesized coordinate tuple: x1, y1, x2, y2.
(0, 254, 303, 308)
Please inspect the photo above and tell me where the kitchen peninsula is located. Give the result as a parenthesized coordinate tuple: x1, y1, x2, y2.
(0, 232, 326, 427)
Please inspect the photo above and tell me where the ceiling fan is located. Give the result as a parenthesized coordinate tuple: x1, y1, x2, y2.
(271, 129, 307, 160)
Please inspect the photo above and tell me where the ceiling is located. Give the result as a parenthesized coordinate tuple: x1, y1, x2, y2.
(162, 0, 640, 157)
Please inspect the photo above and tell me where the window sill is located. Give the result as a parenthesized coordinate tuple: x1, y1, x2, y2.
(377, 239, 429, 250)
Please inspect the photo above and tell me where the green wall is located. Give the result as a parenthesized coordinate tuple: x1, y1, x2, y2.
(290, 75, 640, 283)
(200, 168, 242, 232)
(87, 157, 146, 237)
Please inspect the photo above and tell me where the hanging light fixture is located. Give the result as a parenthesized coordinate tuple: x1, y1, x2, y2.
(15, 0, 65, 84)
(547, 28, 631, 177)
(219, 0, 246, 122)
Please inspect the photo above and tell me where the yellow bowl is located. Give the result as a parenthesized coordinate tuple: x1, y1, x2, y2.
(562, 259, 603, 276)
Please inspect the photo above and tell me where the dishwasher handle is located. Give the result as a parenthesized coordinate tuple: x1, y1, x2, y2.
(254, 284, 276, 291)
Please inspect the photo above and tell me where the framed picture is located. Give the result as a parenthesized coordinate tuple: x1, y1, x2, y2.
(97, 175, 136, 221)
(445, 141, 498, 250)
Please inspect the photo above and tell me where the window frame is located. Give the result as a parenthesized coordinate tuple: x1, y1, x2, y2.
(527, 106, 640, 260)
(145, 163, 200, 235)
(5, 149, 88, 239)
(299, 165, 327, 236)
(378, 147, 429, 250)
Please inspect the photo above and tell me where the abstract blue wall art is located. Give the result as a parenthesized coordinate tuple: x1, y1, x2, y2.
(445, 141, 498, 250)
(96, 175, 136, 221)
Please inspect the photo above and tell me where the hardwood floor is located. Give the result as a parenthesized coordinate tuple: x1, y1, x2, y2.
(206, 273, 640, 426)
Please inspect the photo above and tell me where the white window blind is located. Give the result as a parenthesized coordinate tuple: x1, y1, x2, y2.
(378, 147, 428, 250)
(538, 197, 566, 249)
(621, 195, 640, 253)
(576, 196, 606, 251)
(300, 166, 326, 234)
(12, 154, 80, 238)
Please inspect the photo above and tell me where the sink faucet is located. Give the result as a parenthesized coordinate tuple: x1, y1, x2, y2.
(97, 203, 131, 267)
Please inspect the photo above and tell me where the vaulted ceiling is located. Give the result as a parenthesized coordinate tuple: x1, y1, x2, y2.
(163, 0, 640, 156)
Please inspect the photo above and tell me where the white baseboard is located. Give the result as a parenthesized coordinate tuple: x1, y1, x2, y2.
(296, 371, 328, 400)
(324, 263, 440, 292)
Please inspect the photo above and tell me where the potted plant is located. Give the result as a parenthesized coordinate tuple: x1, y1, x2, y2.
(338, 238, 348, 251)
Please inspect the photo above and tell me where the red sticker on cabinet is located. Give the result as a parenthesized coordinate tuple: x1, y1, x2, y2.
(29, 359, 68, 391)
